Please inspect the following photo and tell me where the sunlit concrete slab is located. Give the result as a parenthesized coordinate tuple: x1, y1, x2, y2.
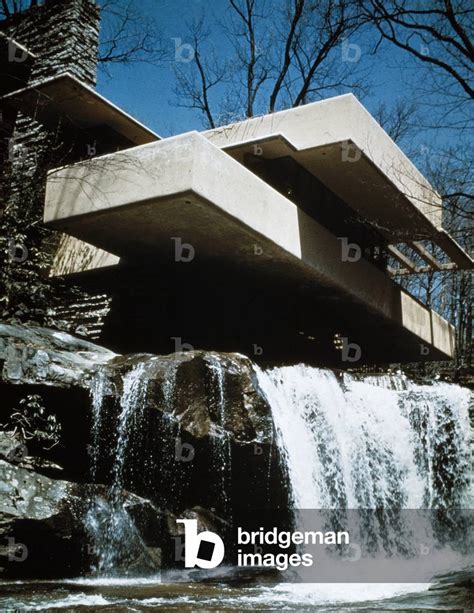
(44, 131, 455, 360)
(2, 72, 160, 146)
(204, 95, 472, 270)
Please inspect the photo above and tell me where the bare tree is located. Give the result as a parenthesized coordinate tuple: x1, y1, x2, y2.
(361, 0, 473, 100)
(375, 99, 420, 144)
(359, 1, 472, 369)
(175, 0, 367, 127)
(173, 18, 229, 129)
(98, 0, 165, 68)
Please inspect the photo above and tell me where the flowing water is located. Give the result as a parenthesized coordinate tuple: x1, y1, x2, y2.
(2, 363, 472, 610)
(86, 363, 157, 576)
(208, 354, 232, 522)
(255, 366, 472, 510)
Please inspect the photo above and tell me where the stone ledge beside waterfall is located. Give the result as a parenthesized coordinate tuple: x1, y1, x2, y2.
(0, 323, 116, 387)
(0, 323, 287, 578)
(0, 323, 274, 444)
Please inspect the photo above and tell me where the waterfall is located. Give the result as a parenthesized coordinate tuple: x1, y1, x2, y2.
(86, 363, 158, 577)
(255, 365, 472, 511)
(255, 365, 472, 580)
(89, 368, 108, 482)
(208, 355, 232, 520)
(84, 355, 471, 580)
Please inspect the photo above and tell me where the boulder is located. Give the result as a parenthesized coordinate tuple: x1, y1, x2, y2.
(0, 460, 172, 578)
(0, 323, 290, 576)
(0, 323, 116, 388)
(103, 351, 274, 444)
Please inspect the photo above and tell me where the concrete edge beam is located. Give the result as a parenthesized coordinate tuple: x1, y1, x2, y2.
(44, 131, 455, 358)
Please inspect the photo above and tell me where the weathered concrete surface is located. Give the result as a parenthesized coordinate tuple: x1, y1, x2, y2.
(4, 73, 160, 146)
(204, 95, 471, 269)
(205, 94, 443, 240)
(44, 132, 456, 361)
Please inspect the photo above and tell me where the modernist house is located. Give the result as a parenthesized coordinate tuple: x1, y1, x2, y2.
(2, 0, 472, 366)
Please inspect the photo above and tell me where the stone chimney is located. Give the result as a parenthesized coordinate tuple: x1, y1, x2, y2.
(0, 0, 104, 332)
(0, 0, 100, 89)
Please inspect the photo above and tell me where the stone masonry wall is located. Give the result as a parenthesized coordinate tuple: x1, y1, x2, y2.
(0, 0, 99, 87)
(0, 0, 106, 335)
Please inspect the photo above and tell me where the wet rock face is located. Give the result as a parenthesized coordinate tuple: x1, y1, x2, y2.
(0, 323, 116, 388)
(0, 460, 95, 578)
(0, 324, 291, 578)
(91, 351, 288, 517)
(105, 351, 274, 443)
(0, 460, 189, 579)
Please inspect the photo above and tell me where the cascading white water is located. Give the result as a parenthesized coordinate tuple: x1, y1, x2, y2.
(255, 365, 472, 511)
(86, 363, 156, 576)
(112, 363, 149, 495)
(208, 355, 232, 519)
(255, 365, 472, 584)
(89, 368, 109, 482)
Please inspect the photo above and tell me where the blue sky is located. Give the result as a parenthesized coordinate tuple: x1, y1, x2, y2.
(95, 0, 458, 162)
(98, 0, 407, 135)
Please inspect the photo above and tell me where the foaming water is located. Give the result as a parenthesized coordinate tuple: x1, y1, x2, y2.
(254, 366, 472, 587)
(2, 576, 472, 611)
(8, 362, 467, 610)
(255, 366, 471, 511)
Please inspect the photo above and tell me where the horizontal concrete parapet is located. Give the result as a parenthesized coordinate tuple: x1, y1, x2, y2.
(44, 131, 455, 360)
(205, 94, 443, 238)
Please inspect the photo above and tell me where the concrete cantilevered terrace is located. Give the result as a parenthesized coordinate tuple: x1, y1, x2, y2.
(43, 94, 473, 365)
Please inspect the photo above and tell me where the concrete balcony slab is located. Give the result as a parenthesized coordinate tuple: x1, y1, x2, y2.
(2, 73, 160, 146)
(204, 94, 472, 269)
(44, 131, 455, 361)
